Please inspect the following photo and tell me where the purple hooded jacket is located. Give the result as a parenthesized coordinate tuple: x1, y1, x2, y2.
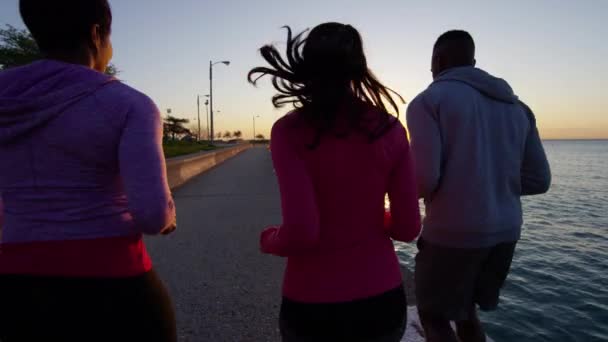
(0, 60, 175, 245)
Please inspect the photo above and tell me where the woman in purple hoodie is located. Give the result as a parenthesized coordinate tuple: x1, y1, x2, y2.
(0, 1, 177, 341)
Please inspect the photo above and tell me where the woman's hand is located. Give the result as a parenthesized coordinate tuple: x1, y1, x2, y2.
(384, 209, 392, 231)
(160, 222, 177, 236)
(260, 226, 279, 254)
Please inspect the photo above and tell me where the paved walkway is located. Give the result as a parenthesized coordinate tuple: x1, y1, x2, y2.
(145, 147, 419, 342)
(146, 147, 283, 341)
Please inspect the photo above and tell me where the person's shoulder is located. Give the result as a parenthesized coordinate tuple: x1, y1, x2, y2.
(358, 104, 406, 141)
(406, 88, 437, 120)
(0, 63, 27, 81)
(271, 110, 303, 134)
(408, 91, 428, 109)
(388, 117, 408, 140)
(374, 114, 407, 146)
(376, 116, 409, 162)
(101, 81, 156, 108)
(98, 80, 159, 114)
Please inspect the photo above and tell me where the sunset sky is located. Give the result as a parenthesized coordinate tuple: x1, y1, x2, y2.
(1, 0, 607, 139)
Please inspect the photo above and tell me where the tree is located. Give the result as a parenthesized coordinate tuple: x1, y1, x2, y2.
(216, 132, 223, 139)
(0, 25, 39, 69)
(163, 116, 190, 141)
(223, 131, 232, 139)
(185, 122, 204, 140)
(233, 131, 243, 139)
(0, 25, 118, 76)
(105, 64, 119, 77)
(255, 134, 265, 140)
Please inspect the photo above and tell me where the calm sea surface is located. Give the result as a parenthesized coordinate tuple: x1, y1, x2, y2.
(395, 140, 608, 342)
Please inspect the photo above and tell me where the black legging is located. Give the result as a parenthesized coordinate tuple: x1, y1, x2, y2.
(280, 285, 408, 342)
(0, 270, 176, 342)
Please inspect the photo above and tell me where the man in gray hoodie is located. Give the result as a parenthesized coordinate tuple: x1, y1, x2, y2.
(406, 30, 551, 342)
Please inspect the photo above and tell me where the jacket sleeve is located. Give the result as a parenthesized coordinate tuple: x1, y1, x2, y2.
(260, 119, 321, 257)
(406, 95, 442, 199)
(520, 103, 552, 195)
(119, 95, 176, 235)
(386, 124, 422, 242)
(0, 194, 4, 234)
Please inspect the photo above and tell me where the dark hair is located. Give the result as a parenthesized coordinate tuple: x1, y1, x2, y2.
(434, 30, 475, 65)
(248, 23, 404, 147)
(19, 0, 112, 54)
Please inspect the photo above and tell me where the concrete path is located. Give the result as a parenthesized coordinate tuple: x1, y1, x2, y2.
(146, 147, 283, 341)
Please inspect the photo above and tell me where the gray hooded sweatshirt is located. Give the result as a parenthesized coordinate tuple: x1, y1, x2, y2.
(406, 66, 551, 248)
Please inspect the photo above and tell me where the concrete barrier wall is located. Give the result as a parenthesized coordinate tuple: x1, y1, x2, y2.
(166, 144, 252, 189)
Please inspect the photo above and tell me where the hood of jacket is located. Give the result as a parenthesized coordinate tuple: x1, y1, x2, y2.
(433, 66, 518, 104)
(0, 59, 115, 144)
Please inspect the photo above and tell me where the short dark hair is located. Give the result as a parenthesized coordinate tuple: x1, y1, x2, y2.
(20, 0, 112, 53)
(434, 30, 475, 64)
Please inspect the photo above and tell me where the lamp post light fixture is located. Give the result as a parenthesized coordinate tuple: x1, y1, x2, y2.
(204, 98, 209, 140)
(196, 94, 210, 141)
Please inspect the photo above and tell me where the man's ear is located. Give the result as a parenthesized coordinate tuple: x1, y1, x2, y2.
(90, 24, 102, 53)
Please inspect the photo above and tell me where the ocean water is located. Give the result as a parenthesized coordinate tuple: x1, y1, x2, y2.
(395, 140, 608, 342)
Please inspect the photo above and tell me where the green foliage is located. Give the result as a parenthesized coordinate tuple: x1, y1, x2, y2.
(251, 134, 269, 144)
(0, 25, 40, 69)
(105, 64, 119, 77)
(163, 140, 216, 159)
(163, 115, 191, 141)
(233, 131, 243, 139)
(0, 24, 118, 76)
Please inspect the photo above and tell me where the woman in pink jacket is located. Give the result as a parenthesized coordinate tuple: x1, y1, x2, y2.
(249, 23, 421, 341)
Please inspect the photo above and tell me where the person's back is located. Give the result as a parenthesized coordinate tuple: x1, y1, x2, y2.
(407, 30, 551, 342)
(0, 1, 177, 341)
(250, 23, 421, 342)
(269, 108, 419, 303)
(0, 61, 173, 252)
(408, 66, 539, 247)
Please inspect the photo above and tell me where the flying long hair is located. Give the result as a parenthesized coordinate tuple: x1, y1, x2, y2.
(248, 23, 404, 147)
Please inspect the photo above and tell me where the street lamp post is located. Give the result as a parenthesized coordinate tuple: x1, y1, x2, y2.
(196, 96, 201, 141)
(204, 99, 209, 140)
(253, 115, 260, 141)
(196, 94, 210, 141)
(209, 60, 230, 145)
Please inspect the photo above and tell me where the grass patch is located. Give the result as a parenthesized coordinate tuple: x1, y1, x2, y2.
(163, 140, 216, 158)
